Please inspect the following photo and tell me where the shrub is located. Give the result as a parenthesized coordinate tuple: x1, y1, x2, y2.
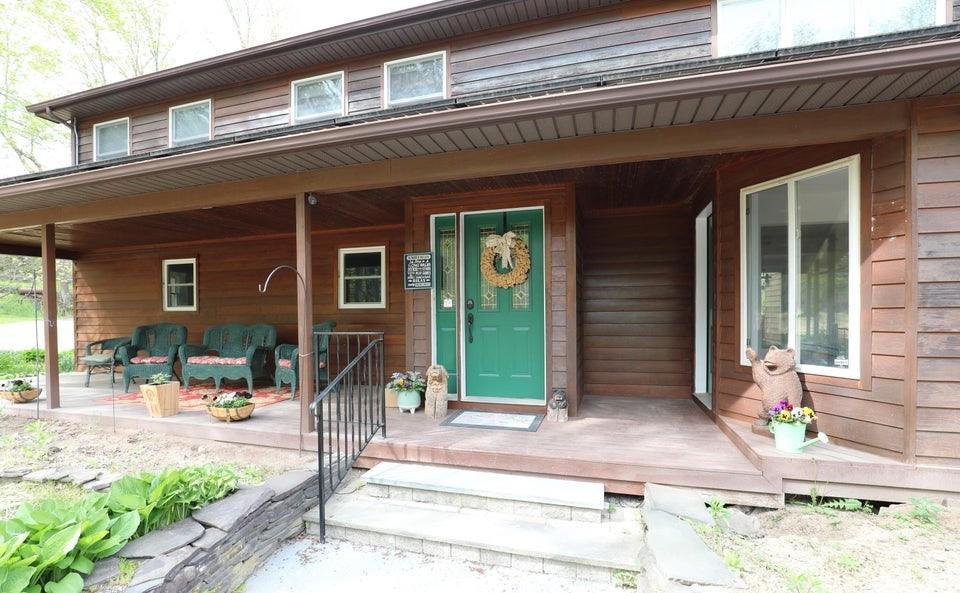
(0, 350, 75, 380)
(0, 465, 240, 593)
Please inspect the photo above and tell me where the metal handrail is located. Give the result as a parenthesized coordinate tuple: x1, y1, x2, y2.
(310, 331, 385, 541)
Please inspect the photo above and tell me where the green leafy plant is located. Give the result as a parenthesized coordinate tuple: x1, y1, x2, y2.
(905, 497, 942, 527)
(707, 496, 729, 525)
(822, 498, 873, 514)
(833, 552, 861, 572)
(21, 421, 54, 461)
(724, 551, 743, 573)
(784, 571, 827, 593)
(612, 569, 637, 589)
(115, 558, 137, 586)
(206, 392, 253, 410)
(147, 372, 171, 386)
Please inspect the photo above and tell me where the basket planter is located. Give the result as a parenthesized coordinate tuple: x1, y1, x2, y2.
(208, 403, 255, 422)
(139, 381, 181, 417)
(0, 388, 41, 403)
(396, 389, 422, 414)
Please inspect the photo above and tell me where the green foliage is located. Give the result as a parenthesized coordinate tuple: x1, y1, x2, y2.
(0, 350, 75, 380)
(0, 465, 239, 593)
(833, 552, 862, 572)
(822, 498, 873, 514)
(724, 551, 743, 573)
(707, 497, 729, 525)
(904, 497, 942, 527)
(147, 372, 170, 386)
(115, 558, 137, 585)
(784, 571, 827, 593)
(21, 421, 54, 461)
(611, 569, 637, 589)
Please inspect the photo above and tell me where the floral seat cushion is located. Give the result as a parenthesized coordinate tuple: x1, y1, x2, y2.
(277, 358, 324, 369)
(130, 355, 169, 364)
(186, 356, 248, 366)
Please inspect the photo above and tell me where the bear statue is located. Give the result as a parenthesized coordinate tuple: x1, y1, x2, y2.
(745, 345, 803, 431)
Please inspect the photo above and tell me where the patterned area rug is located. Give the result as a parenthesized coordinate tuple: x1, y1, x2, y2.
(441, 410, 544, 432)
(96, 384, 291, 411)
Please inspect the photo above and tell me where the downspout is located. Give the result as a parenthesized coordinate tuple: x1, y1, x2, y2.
(44, 107, 77, 166)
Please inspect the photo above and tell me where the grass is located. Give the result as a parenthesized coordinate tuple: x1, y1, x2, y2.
(0, 292, 39, 323)
(0, 348, 74, 379)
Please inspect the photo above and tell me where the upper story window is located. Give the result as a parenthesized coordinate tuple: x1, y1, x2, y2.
(384, 51, 446, 107)
(291, 72, 345, 123)
(740, 156, 861, 379)
(93, 118, 129, 161)
(169, 99, 212, 147)
(718, 0, 947, 56)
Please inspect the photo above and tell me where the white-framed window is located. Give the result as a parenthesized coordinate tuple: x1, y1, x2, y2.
(162, 258, 197, 312)
(718, 0, 948, 56)
(93, 118, 130, 161)
(383, 51, 446, 107)
(338, 246, 386, 309)
(169, 99, 212, 147)
(739, 155, 861, 379)
(291, 71, 345, 123)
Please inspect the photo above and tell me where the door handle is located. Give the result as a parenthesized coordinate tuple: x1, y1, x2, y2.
(467, 313, 474, 343)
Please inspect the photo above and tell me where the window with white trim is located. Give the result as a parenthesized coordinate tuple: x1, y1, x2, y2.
(291, 72, 345, 123)
(740, 156, 861, 378)
(718, 0, 947, 56)
(338, 246, 386, 309)
(93, 118, 129, 161)
(169, 99, 212, 147)
(384, 51, 446, 107)
(162, 258, 197, 312)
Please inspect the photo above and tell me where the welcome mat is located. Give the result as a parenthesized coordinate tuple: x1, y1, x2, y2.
(441, 410, 544, 432)
(96, 384, 290, 411)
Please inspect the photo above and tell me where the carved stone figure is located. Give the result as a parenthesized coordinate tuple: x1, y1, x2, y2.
(547, 389, 568, 423)
(745, 346, 803, 430)
(424, 364, 449, 420)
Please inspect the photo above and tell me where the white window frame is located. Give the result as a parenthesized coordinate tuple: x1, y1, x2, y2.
(338, 246, 387, 309)
(92, 117, 130, 162)
(162, 258, 198, 312)
(738, 155, 861, 379)
(717, 0, 948, 55)
(168, 99, 213, 147)
(383, 50, 447, 108)
(290, 71, 346, 123)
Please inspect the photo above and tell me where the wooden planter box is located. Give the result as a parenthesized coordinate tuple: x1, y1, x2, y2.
(384, 388, 399, 409)
(139, 381, 181, 417)
(0, 388, 41, 403)
(208, 403, 255, 422)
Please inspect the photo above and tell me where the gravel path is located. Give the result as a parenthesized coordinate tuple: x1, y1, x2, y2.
(245, 537, 624, 593)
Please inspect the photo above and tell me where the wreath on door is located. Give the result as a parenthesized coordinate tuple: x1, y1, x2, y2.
(480, 231, 531, 288)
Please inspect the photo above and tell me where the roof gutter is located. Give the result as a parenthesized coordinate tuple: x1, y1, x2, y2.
(4, 37, 959, 201)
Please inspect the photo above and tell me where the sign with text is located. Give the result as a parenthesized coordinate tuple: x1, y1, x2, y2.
(403, 252, 433, 290)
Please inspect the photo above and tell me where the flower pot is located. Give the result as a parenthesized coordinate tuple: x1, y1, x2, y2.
(208, 403, 255, 422)
(396, 389, 421, 414)
(139, 381, 180, 417)
(769, 421, 808, 453)
(0, 388, 41, 404)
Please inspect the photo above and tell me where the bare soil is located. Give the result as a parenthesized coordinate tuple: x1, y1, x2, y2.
(0, 414, 316, 518)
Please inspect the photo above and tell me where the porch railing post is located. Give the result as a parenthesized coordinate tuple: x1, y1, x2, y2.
(295, 193, 315, 434)
(41, 224, 60, 409)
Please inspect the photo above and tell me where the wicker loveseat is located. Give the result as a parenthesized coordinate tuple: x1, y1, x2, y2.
(180, 324, 277, 392)
(121, 324, 188, 392)
(274, 320, 336, 397)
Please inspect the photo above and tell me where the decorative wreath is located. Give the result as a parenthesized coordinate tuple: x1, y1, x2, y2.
(481, 236, 531, 288)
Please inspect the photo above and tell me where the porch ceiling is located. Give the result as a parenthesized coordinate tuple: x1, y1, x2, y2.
(2, 34, 960, 233)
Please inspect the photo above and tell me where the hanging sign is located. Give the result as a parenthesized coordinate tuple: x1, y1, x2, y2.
(404, 252, 433, 290)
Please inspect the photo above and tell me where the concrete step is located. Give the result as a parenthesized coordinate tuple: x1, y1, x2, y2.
(361, 462, 605, 522)
(303, 494, 645, 586)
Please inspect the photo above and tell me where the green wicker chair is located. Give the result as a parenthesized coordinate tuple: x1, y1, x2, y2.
(180, 324, 277, 392)
(275, 321, 336, 397)
(81, 337, 131, 387)
(121, 324, 188, 392)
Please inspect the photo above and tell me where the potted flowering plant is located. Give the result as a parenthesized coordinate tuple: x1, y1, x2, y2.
(206, 391, 255, 422)
(768, 400, 828, 453)
(0, 379, 41, 403)
(387, 371, 426, 413)
(139, 372, 180, 417)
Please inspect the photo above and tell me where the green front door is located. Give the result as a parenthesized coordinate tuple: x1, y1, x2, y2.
(463, 209, 545, 400)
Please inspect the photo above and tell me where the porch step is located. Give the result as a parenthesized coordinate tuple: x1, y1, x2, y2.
(303, 493, 646, 585)
(361, 462, 605, 522)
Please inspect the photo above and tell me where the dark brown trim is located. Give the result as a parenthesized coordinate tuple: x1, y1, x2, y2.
(903, 103, 920, 463)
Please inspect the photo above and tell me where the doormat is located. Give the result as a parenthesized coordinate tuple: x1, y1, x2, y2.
(441, 410, 544, 432)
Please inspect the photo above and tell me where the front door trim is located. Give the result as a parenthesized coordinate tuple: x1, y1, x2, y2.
(458, 205, 547, 405)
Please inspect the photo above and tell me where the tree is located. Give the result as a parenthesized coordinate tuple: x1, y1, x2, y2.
(0, 254, 73, 316)
(222, 0, 282, 49)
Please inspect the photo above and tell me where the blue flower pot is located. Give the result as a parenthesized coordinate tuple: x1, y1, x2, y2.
(397, 389, 421, 414)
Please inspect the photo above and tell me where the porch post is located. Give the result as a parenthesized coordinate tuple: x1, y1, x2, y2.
(41, 224, 60, 409)
(296, 193, 315, 434)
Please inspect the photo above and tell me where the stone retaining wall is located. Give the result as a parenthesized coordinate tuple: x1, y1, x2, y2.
(87, 469, 319, 593)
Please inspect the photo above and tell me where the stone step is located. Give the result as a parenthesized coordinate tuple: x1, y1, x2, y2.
(361, 462, 605, 522)
(303, 494, 645, 586)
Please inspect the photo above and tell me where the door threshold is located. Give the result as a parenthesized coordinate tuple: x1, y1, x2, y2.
(460, 396, 545, 406)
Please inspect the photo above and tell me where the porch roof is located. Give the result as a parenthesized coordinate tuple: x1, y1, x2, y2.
(2, 27, 960, 238)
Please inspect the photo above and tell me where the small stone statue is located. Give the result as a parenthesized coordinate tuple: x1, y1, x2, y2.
(424, 364, 449, 421)
(746, 346, 803, 431)
(547, 389, 568, 422)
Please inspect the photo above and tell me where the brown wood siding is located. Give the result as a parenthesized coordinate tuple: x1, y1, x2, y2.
(73, 226, 406, 378)
(449, 0, 711, 96)
(715, 141, 910, 459)
(407, 185, 579, 414)
(581, 209, 694, 397)
(75, 0, 713, 164)
(914, 97, 960, 466)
